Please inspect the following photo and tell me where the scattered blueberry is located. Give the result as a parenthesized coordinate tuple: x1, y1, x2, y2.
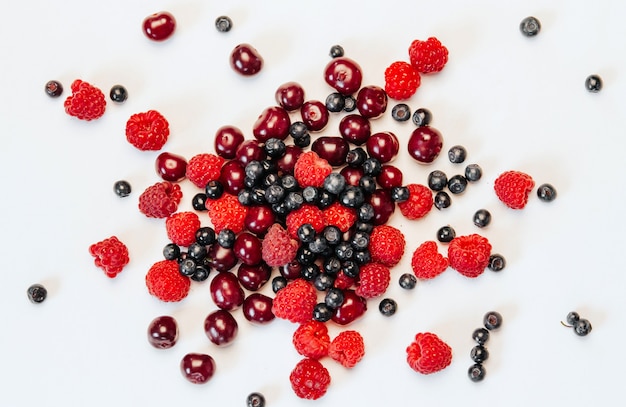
(519, 16, 541, 37)
(391, 103, 411, 122)
(390, 186, 410, 203)
(215, 15, 233, 32)
(313, 302, 333, 322)
(109, 85, 128, 103)
(325, 288, 345, 309)
(379, 298, 397, 316)
(437, 225, 456, 243)
(468, 364, 486, 382)
(488, 254, 506, 272)
(195, 226, 216, 246)
(27, 283, 47, 303)
(470, 345, 489, 363)
(412, 107, 432, 127)
(472, 327, 490, 345)
(473, 209, 491, 228)
(163, 243, 181, 260)
(464, 164, 482, 182)
(113, 180, 132, 197)
(217, 229, 236, 248)
(271, 276, 287, 293)
(537, 183, 557, 202)
(191, 193, 208, 211)
(45, 80, 63, 97)
(343, 95, 357, 112)
(574, 319, 593, 336)
(448, 145, 467, 164)
(246, 392, 266, 407)
(428, 170, 448, 191)
(434, 191, 452, 210)
(205, 180, 224, 199)
(483, 311, 503, 330)
(329, 44, 345, 58)
(447, 174, 468, 194)
(399, 273, 417, 289)
(585, 74, 602, 92)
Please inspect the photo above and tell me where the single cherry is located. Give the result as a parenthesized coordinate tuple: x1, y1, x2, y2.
(252, 106, 291, 142)
(180, 353, 216, 384)
(275, 145, 303, 174)
(142, 11, 176, 41)
(356, 85, 388, 119)
(210, 271, 245, 310)
(155, 152, 188, 182)
(242, 293, 275, 324)
(366, 132, 399, 163)
(377, 165, 403, 190)
(244, 205, 276, 236)
(339, 114, 371, 146)
(235, 139, 267, 166)
(324, 57, 363, 95)
(206, 244, 238, 272)
(281, 260, 302, 280)
(368, 189, 395, 225)
(230, 43, 264, 76)
(204, 309, 238, 346)
(331, 290, 367, 325)
(214, 125, 244, 159)
(219, 160, 246, 195)
(233, 232, 263, 266)
(408, 126, 444, 164)
(147, 315, 179, 349)
(300, 100, 329, 132)
(311, 136, 350, 167)
(237, 262, 271, 291)
(275, 82, 306, 111)
(340, 166, 364, 187)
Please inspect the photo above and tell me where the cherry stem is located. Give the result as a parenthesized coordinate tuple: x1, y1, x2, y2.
(560, 321, 572, 328)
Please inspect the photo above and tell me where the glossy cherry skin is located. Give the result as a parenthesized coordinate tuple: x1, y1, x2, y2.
(377, 165, 403, 190)
(275, 82, 305, 111)
(244, 205, 276, 236)
(368, 189, 395, 225)
(356, 85, 388, 119)
(366, 132, 399, 164)
(155, 152, 187, 182)
(324, 57, 363, 95)
(311, 136, 350, 167)
(207, 244, 238, 272)
(214, 125, 244, 159)
(331, 290, 367, 325)
(180, 353, 216, 384)
(242, 293, 275, 324)
(275, 145, 303, 174)
(233, 232, 263, 266)
(204, 309, 238, 346)
(237, 262, 271, 291)
(340, 166, 364, 187)
(339, 114, 371, 146)
(301, 100, 329, 132)
(230, 43, 263, 76)
(236, 139, 267, 166)
(143, 12, 176, 41)
(147, 315, 179, 349)
(219, 160, 246, 195)
(210, 271, 245, 310)
(252, 106, 291, 142)
(407, 126, 444, 164)
(281, 260, 302, 280)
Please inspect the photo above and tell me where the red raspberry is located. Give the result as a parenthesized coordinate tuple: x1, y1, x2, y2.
(272, 279, 317, 324)
(261, 223, 299, 267)
(494, 170, 535, 209)
(289, 358, 331, 400)
(138, 181, 183, 218)
(285, 204, 325, 239)
(294, 151, 332, 188)
(447, 234, 492, 278)
(406, 332, 453, 375)
(63, 79, 106, 121)
(384, 61, 421, 100)
(185, 153, 225, 189)
(408, 37, 449, 74)
(322, 201, 356, 233)
(333, 271, 356, 290)
(206, 193, 247, 233)
(145, 259, 190, 302)
(369, 225, 406, 267)
(355, 262, 391, 299)
(328, 330, 365, 368)
(398, 183, 433, 220)
(411, 241, 449, 280)
(292, 320, 331, 359)
(165, 211, 201, 247)
(125, 110, 170, 151)
(88, 236, 130, 278)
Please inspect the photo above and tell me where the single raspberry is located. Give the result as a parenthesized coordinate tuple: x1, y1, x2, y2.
(355, 262, 391, 299)
(185, 153, 225, 189)
(262, 223, 299, 267)
(165, 212, 201, 247)
(145, 259, 190, 302)
(292, 320, 331, 359)
(63, 79, 106, 121)
(369, 225, 406, 267)
(272, 279, 317, 324)
(138, 181, 183, 218)
(206, 193, 247, 233)
(384, 61, 421, 100)
(322, 201, 356, 233)
(411, 241, 449, 280)
(88, 236, 130, 278)
(398, 183, 433, 220)
(408, 37, 449, 74)
(328, 330, 365, 368)
(447, 234, 492, 278)
(289, 358, 331, 400)
(294, 151, 332, 188)
(406, 332, 453, 374)
(333, 271, 356, 290)
(125, 110, 170, 151)
(494, 170, 535, 209)
(285, 204, 325, 239)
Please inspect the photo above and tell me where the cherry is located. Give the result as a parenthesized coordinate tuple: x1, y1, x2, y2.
(331, 289, 367, 325)
(368, 189, 395, 225)
(376, 164, 403, 190)
(230, 43, 264, 76)
(280, 260, 302, 280)
(214, 125, 245, 159)
(155, 152, 187, 182)
(206, 244, 238, 272)
(180, 353, 216, 384)
(236, 139, 267, 166)
(237, 262, 271, 291)
(300, 100, 329, 132)
(275, 145, 303, 174)
(252, 106, 291, 142)
(233, 232, 263, 266)
(324, 57, 363, 95)
(242, 293, 275, 324)
(311, 136, 350, 166)
(366, 132, 399, 163)
(147, 315, 179, 349)
(356, 85, 388, 119)
(243, 205, 275, 236)
(275, 82, 305, 111)
(219, 160, 246, 195)
(210, 271, 245, 310)
(143, 11, 176, 41)
(204, 309, 238, 346)
(340, 166, 364, 186)
(339, 114, 371, 146)
(407, 126, 444, 164)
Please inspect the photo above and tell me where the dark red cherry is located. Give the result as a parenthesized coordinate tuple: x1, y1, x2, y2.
(281, 260, 302, 280)
(210, 271, 245, 310)
(275, 82, 305, 111)
(324, 57, 363, 95)
(340, 166, 364, 187)
(339, 114, 371, 146)
(366, 132, 399, 163)
(331, 289, 367, 325)
(233, 232, 263, 266)
(207, 244, 238, 272)
(214, 125, 244, 159)
(407, 126, 444, 164)
(219, 160, 246, 195)
(147, 315, 179, 349)
(300, 100, 329, 132)
(180, 353, 216, 384)
(244, 205, 276, 236)
(242, 293, 275, 324)
(142, 11, 176, 41)
(356, 85, 388, 119)
(230, 43, 263, 76)
(235, 139, 267, 166)
(237, 262, 271, 291)
(275, 145, 303, 174)
(252, 106, 291, 142)
(377, 164, 403, 190)
(368, 189, 395, 225)
(155, 152, 187, 182)
(311, 136, 349, 167)
(204, 309, 238, 346)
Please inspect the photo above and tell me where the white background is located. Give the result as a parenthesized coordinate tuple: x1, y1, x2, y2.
(2, 1, 625, 406)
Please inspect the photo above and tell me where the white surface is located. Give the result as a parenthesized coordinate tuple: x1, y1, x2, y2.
(2, 1, 625, 406)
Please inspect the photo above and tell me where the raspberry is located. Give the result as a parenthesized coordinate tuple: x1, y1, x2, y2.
(328, 330, 365, 368)
(294, 151, 332, 188)
(397, 183, 433, 220)
(447, 234, 492, 278)
(165, 212, 201, 247)
(411, 241, 449, 280)
(63, 79, 106, 121)
(125, 110, 170, 151)
(88, 236, 130, 278)
(322, 201, 356, 233)
(138, 181, 183, 218)
(289, 358, 331, 400)
(333, 271, 356, 290)
(261, 223, 298, 267)
(406, 332, 453, 375)
(292, 320, 331, 359)
(355, 262, 391, 299)
(369, 225, 406, 267)
(384, 61, 421, 100)
(494, 170, 535, 209)
(272, 279, 317, 324)
(206, 193, 247, 233)
(408, 37, 449, 74)
(145, 259, 190, 302)
(185, 153, 225, 189)
(285, 204, 325, 239)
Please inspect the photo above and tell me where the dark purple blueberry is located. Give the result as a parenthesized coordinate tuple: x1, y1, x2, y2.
(379, 298, 397, 316)
(473, 209, 491, 228)
(354, 249, 371, 265)
(293, 133, 311, 148)
(339, 186, 365, 208)
(519, 16, 541, 37)
(345, 147, 368, 167)
(350, 231, 370, 250)
(264, 138, 286, 158)
(284, 191, 304, 211)
(302, 186, 320, 204)
(468, 364, 486, 382)
(323, 256, 342, 275)
(358, 175, 377, 194)
(329, 44, 344, 58)
(574, 319, 592, 336)
(434, 191, 452, 210)
(163, 243, 181, 260)
(483, 311, 503, 330)
(301, 263, 321, 281)
(296, 245, 317, 265)
(114, 180, 132, 197)
(110, 85, 128, 103)
(217, 229, 236, 248)
(342, 259, 360, 277)
(343, 95, 357, 112)
(465, 164, 482, 182)
(325, 288, 345, 309)
(314, 273, 335, 291)
(179, 258, 197, 277)
(308, 235, 328, 254)
(191, 266, 210, 282)
(488, 254, 506, 271)
(399, 273, 417, 289)
(289, 121, 309, 139)
(566, 311, 580, 325)
(537, 183, 557, 202)
(363, 158, 382, 176)
(272, 276, 288, 293)
(335, 242, 355, 261)
(447, 174, 468, 194)
(323, 225, 342, 246)
(215, 15, 233, 32)
(192, 193, 208, 211)
(472, 327, 490, 345)
(412, 107, 432, 127)
(246, 392, 266, 407)
(448, 145, 467, 164)
(437, 225, 456, 243)
(264, 184, 285, 204)
(391, 186, 410, 203)
(325, 92, 345, 112)
(585, 74, 602, 92)
(470, 345, 489, 363)
(323, 173, 347, 195)
(427, 170, 448, 191)
(391, 103, 411, 122)
(313, 302, 333, 322)
(187, 242, 207, 260)
(205, 180, 224, 199)
(27, 283, 47, 303)
(45, 80, 63, 97)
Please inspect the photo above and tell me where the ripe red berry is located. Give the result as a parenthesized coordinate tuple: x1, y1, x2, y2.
(410, 241, 449, 280)
(368, 225, 406, 267)
(125, 110, 170, 151)
(494, 170, 535, 209)
(145, 260, 190, 302)
(230, 43, 264, 76)
(447, 234, 492, 278)
(397, 183, 433, 220)
(64, 79, 106, 121)
(142, 11, 176, 41)
(88, 236, 130, 278)
(293, 151, 332, 188)
(272, 279, 317, 324)
(408, 37, 449, 74)
(328, 330, 365, 368)
(406, 332, 453, 374)
(355, 262, 391, 299)
(292, 320, 331, 359)
(285, 204, 325, 239)
(165, 212, 201, 247)
(321, 201, 357, 233)
(384, 61, 421, 100)
(138, 181, 183, 218)
(261, 223, 299, 267)
(289, 358, 331, 400)
(206, 193, 247, 234)
(185, 153, 225, 189)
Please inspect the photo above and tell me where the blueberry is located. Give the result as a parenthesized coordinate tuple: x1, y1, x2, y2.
(217, 229, 236, 248)
(468, 364, 486, 382)
(363, 158, 382, 176)
(317, 190, 334, 209)
(323, 256, 342, 275)
(353, 221, 373, 234)
(342, 259, 360, 277)
(537, 183, 557, 202)
(325, 92, 345, 112)
(215, 15, 233, 32)
(271, 276, 288, 293)
(205, 180, 224, 199)
(448, 145, 467, 164)
(483, 311, 503, 330)
(573, 319, 592, 336)
(343, 95, 357, 112)
(191, 266, 210, 282)
(323, 173, 347, 195)
(114, 180, 132, 197)
(428, 170, 448, 191)
(437, 225, 456, 243)
(434, 191, 452, 210)
(519, 16, 541, 37)
(289, 121, 309, 139)
(264, 184, 285, 204)
(465, 164, 483, 182)
(246, 392, 266, 407)
(472, 327, 490, 345)
(585, 74, 603, 93)
(301, 263, 321, 281)
(308, 235, 328, 254)
(358, 175, 377, 194)
(379, 298, 397, 316)
(391, 186, 410, 203)
(281, 174, 299, 191)
(345, 147, 367, 167)
(45, 80, 63, 97)
(412, 107, 432, 127)
(470, 345, 489, 363)
(399, 273, 417, 289)
(335, 242, 355, 261)
(339, 186, 365, 208)
(245, 161, 264, 182)
(566, 311, 580, 325)
(293, 133, 311, 148)
(323, 225, 342, 246)
(195, 227, 216, 245)
(302, 186, 320, 204)
(391, 103, 411, 122)
(284, 191, 304, 211)
(447, 174, 468, 194)
(473, 209, 491, 228)
(264, 138, 286, 158)
(191, 193, 208, 211)
(354, 249, 371, 265)
(325, 288, 345, 309)
(187, 242, 207, 260)
(313, 302, 333, 322)
(238, 189, 254, 206)
(488, 254, 506, 271)
(179, 258, 197, 276)
(314, 271, 335, 291)
(357, 203, 375, 222)
(350, 231, 370, 250)
(163, 243, 181, 260)
(297, 224, 316, 243)
(329, 44, 345, 58)
(109, 85, 128, 103)
(27, 284, 47, 304)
